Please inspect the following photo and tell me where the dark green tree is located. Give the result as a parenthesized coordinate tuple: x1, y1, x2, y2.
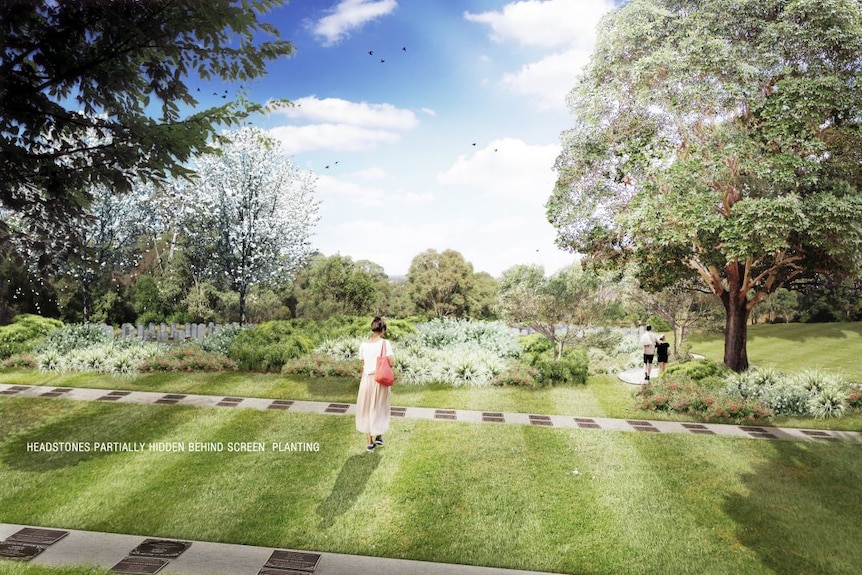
(407, 249, 476, 317)
(0, 0, 293, 246)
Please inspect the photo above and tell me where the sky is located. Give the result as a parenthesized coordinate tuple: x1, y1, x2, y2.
(201, 0, 619, 278)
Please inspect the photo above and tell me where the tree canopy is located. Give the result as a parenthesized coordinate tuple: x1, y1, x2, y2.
(548, 0, 862, 371)
(0, 0, 292, 240)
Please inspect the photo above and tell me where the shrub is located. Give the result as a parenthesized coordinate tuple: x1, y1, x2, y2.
(314, 336, 366, 360)
(38, 340, 163, 375)
(281, 354, 361, 378)
(228, 321, 314, 372)
(807, 386, 848, 419)
(198, 324, 247, 356)
(665, 359, 729, 381)
(848, 385, 862, 410)
(36, 323, 112, 355)
(410, 318, 521, 358)
(491, 363, 539, 388)
(520, 333, 552, 355)
(1, 354, 37, 369)
(0, 314, 64, 359)
(532, 349, 588, 386)
(703, 396, 773, 425)
(139, 347, 237, 372)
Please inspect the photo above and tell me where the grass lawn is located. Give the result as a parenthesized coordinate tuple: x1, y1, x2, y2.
(688, 321, 862, 381)
(1, 397, 861, 575)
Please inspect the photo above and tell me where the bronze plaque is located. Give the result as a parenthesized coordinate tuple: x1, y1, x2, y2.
(51, 388, 72, 393)
(258, 568, 310, 575)
(268, 400, 294, 410)
(577, 422, 601, 429)
(7, 528, 69, 545)
(264, 550, 321, 572)
(129, 538, 191, 558)
(40, 392, 65, 397)
(163, 394, 186, 400)
(529, 415, 553, 427)
(98, 395, 123, 401)
(482, 412, 504, 423)
(0, 542, 45, 561)
(739, 426, 767, 432)
(748, 432, 777, 440)
(682, 423, 708, 430)
(108, 391, 131, 396)
(9, 386, 31, 391)
(324, 403, 349, 413)
(574, 417, 595, 423)
(217, 400, 240, 407)
(390, 407, 407, 417)
(434, 409, 456, 420)
(626, 420, 652, 426)
(690, 429, 715, 435)
(633, 426, 660, 433)
(111, 556, 169, 574)
(801, 430, 831, 437)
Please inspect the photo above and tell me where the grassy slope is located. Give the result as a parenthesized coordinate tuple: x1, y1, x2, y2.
(688, 321, 862, 381)
(1, 397, 861, 575)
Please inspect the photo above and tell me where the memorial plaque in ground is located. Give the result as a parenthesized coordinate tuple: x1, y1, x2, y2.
(7, 527, 69, 545)
(129, 538, 191, 558)
(0, 541, 45, 561)
(111, 556, 169, 574)
(263, 550, 321, 572)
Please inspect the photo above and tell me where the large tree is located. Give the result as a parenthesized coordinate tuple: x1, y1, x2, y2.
(548, 0, 862, 371)
(181, 127, 319, 324)
(407, 249, 476, 317)
(0, 0, 292, 246)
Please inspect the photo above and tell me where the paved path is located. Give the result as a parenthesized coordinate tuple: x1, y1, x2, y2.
(2, 380, 861, 574)
(2, 383, 860, 443)
(0, 522, 558, 575)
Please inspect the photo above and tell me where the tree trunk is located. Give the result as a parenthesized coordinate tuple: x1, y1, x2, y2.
(238, 286, 247, 326)
(722, 281, 750, 372)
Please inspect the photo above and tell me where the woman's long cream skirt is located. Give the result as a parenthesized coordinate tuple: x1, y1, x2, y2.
(355, 372, 391, 436)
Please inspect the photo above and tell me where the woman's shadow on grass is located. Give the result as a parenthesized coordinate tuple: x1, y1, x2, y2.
(316, 453, 380, 530)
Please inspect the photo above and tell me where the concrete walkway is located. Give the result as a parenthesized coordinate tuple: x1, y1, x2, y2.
(0, 522, 559, 575)
(2, 383, 860, 443)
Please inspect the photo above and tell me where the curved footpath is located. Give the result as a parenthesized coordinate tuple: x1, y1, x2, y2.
(1, 381, 860, 574)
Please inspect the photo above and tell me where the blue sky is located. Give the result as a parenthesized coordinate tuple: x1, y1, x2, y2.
(200, 0, 618, 277)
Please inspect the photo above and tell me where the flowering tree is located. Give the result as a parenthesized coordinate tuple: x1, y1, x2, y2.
(182, 127, 319, 323)
(548, 0, 862, 371)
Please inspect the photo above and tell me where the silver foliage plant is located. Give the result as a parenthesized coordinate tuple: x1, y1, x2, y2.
(724, 367, 851, 418)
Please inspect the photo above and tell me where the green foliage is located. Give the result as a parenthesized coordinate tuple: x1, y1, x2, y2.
(1, 0, 294, 240)
(0, 314, 63, 358)
(228, 321, 314, 372)
(280, 354, 362, 378)
(530, 349, 589, 386)
(520, 333, 552, 355)
(35, 323, 112, 355)
(139, 347, 237, 373)
(198, 324, 247, 356)
(644, 316, 671, 333)
(664, 359, 729, 381)
(37, 340, 163, 375)
(579, 327, 624, 354)
(491, 363, 540, 388)
(639, 375, 774, 425)
(407, 249, 476, 317)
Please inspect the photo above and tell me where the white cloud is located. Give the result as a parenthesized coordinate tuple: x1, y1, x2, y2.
(317, 175, 387, 207)
(278, 96, 418, 130)
(464, 0, 610, 49)
(465, 0, 614, 109)
(267, 97, 419, 154)
(269, 124, 401, 154)
(313, 0, 398, 46)
(501, 47, 592, 109)
(437, 138, 560, 200)
(352, 167, 388, 180)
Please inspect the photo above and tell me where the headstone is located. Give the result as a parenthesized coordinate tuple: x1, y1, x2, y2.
(263, 550, 321, 572)
(129, 538, 191, 559)
(111, 556, 169, 574)
(0, 541, 45, 561)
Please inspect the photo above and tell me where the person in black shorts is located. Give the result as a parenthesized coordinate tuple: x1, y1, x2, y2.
(655, 335, 670, 375)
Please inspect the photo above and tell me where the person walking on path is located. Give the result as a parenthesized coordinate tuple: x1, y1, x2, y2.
(640, 325, 660, 381)
(655, 335, 670, 376)
(356, 316, 393, 452)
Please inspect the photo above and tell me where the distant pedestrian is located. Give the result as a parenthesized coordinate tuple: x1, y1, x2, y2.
(639, 325, 660, 381)
(655, 335, 670, 375)
(356, 316, 393, 452)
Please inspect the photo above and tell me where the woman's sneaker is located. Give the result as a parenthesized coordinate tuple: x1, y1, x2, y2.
(373, 436, 384, 446)
(366, 443, 376, 452)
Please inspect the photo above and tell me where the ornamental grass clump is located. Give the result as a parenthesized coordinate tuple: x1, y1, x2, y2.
(35, 322, 111, 355)
(38, 340, 163, 375)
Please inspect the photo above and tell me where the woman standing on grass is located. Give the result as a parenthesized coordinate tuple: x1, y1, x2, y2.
(356, 316, 393, 452)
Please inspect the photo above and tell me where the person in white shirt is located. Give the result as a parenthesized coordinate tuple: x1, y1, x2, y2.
(356, 316, 394, 452)
(639, 325, 660, 381)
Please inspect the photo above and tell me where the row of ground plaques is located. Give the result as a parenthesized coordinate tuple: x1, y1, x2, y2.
(259, 550, 321, 575)
(111, 538, 191, 574)
(0, 528, 69, 562)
